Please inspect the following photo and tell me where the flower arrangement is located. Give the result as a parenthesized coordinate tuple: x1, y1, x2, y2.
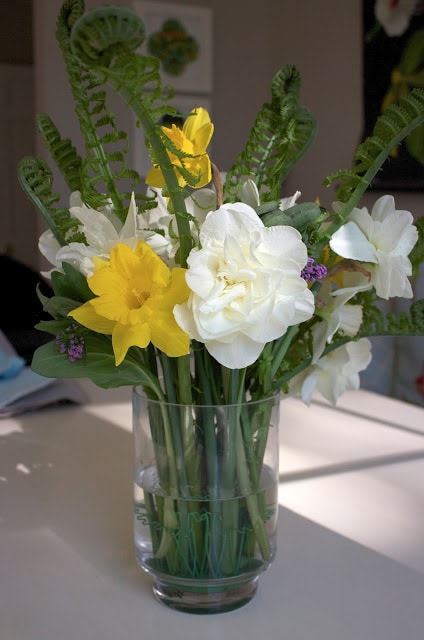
(17, 0, 424, 604)
(19, 0, 424, 405)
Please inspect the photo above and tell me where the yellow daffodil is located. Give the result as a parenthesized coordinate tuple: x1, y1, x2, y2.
(146, 107, 214, 189)
(69, 241, 190, 365)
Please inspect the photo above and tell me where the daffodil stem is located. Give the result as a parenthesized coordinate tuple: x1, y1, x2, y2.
(270, 325, 299, 380)
(235, 412, 271, 560)
(220, 369, 242, 572)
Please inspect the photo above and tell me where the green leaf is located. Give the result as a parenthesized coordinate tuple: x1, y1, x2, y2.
(31, 333, 152, 389)
(262, 202, 323, 231)
(42, 296, 82, 319)
(406, 123, 424, 164)
(51, 262, 93, 301)
(34, 318, 73, 336)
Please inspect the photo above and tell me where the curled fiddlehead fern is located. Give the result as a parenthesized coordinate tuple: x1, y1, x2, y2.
(223, 65, 317, 203)
(56, 1, 145, 221)
(68, 3, 199, 265)
(69, 6, 146, 66)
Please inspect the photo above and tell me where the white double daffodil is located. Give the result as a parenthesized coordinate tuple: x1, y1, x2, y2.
(173, 202, 315, 369)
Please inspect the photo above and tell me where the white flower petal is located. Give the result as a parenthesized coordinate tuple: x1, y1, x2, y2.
(330, 221, 378, 262)
(279, 190, 301, 211)
(332, 196, 417, 299)
(120, 192, 138, 238)
(289, 338, 372, 405)
(175, 201, 314, 368)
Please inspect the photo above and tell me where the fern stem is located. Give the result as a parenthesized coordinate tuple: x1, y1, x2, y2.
(104, 73, 192, 266)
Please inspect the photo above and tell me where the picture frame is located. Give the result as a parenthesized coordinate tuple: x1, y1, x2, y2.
(362, 1, 424, 190)
(132, 94, 212, 178)
(133, 1, 213, 94)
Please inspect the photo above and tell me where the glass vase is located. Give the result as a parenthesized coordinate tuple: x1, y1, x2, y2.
(132, 387, 280, 614)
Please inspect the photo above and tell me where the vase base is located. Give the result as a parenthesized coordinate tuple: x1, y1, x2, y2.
(150, 573, 259, 614)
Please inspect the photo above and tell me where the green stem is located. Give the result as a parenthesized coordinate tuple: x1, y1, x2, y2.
(270, 325, 299, 380)
(220, 369, 244, 573)
(235, 414, 271, 560)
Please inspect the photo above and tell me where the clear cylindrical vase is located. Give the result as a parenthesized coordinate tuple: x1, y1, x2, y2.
(132, 387, 280, 614)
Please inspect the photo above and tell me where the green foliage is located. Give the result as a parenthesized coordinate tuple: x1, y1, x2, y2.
(324, 88, 424, 230)
(17, 156, 79, 245)
(16, 0, 186, 242)
(51, 262, 94, 302)
(17, 0, 424, 395)
(223, 65, 317, 203)
(380, 30, 424, 164)
(66, 1, 197, 263)
(31, 333, 152, 388)
(36, 113, 83, 194)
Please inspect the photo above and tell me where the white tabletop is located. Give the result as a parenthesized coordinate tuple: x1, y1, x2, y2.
(1, 383, 423, 639)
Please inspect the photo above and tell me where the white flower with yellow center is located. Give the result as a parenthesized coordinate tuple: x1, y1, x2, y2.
(329, 195, 418, 299)
(173, 202, 315, 369)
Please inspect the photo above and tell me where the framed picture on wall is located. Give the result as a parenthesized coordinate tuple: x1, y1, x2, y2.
(363, 1, 424, 190)
(133, 1, 213, 94)
(132, 94, 212, 178)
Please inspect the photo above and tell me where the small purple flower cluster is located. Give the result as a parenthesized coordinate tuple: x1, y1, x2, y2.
(301, 257, 327, 283)
(55, 324, 85, 362)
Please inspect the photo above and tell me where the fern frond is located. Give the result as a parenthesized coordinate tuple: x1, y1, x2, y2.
(36, 113, 83, 193)
(324, 88, 424, 232)
(68, 4, 197, 265)
(54, 2, 152, 222)
(223, 65, 317, 202)
(17, 157, 81, 245)
(359, 299, 424, 337)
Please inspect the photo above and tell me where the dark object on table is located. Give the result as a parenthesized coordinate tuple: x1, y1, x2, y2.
(0, 254, 53, 365)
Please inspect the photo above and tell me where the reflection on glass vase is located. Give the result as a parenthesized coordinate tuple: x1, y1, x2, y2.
(132, 387, 280, 614)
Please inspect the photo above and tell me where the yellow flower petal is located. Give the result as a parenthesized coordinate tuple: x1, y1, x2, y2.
(145, 165, 166, 188)
(69, 301, 115, 334)
(183, 108, 211, 140)
(146, 107, 213, 190)
(112, 322, 150, 366)
(71, 241, 190, 366)
(150, 311, 190, 357)
(192, 122, 214, 155)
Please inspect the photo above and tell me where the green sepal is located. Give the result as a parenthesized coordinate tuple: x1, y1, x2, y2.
(34, 318, 75, 336)
(262, 202, 323, 232)
(42, 295, 82, 320)
(51, 262, 94, 302)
